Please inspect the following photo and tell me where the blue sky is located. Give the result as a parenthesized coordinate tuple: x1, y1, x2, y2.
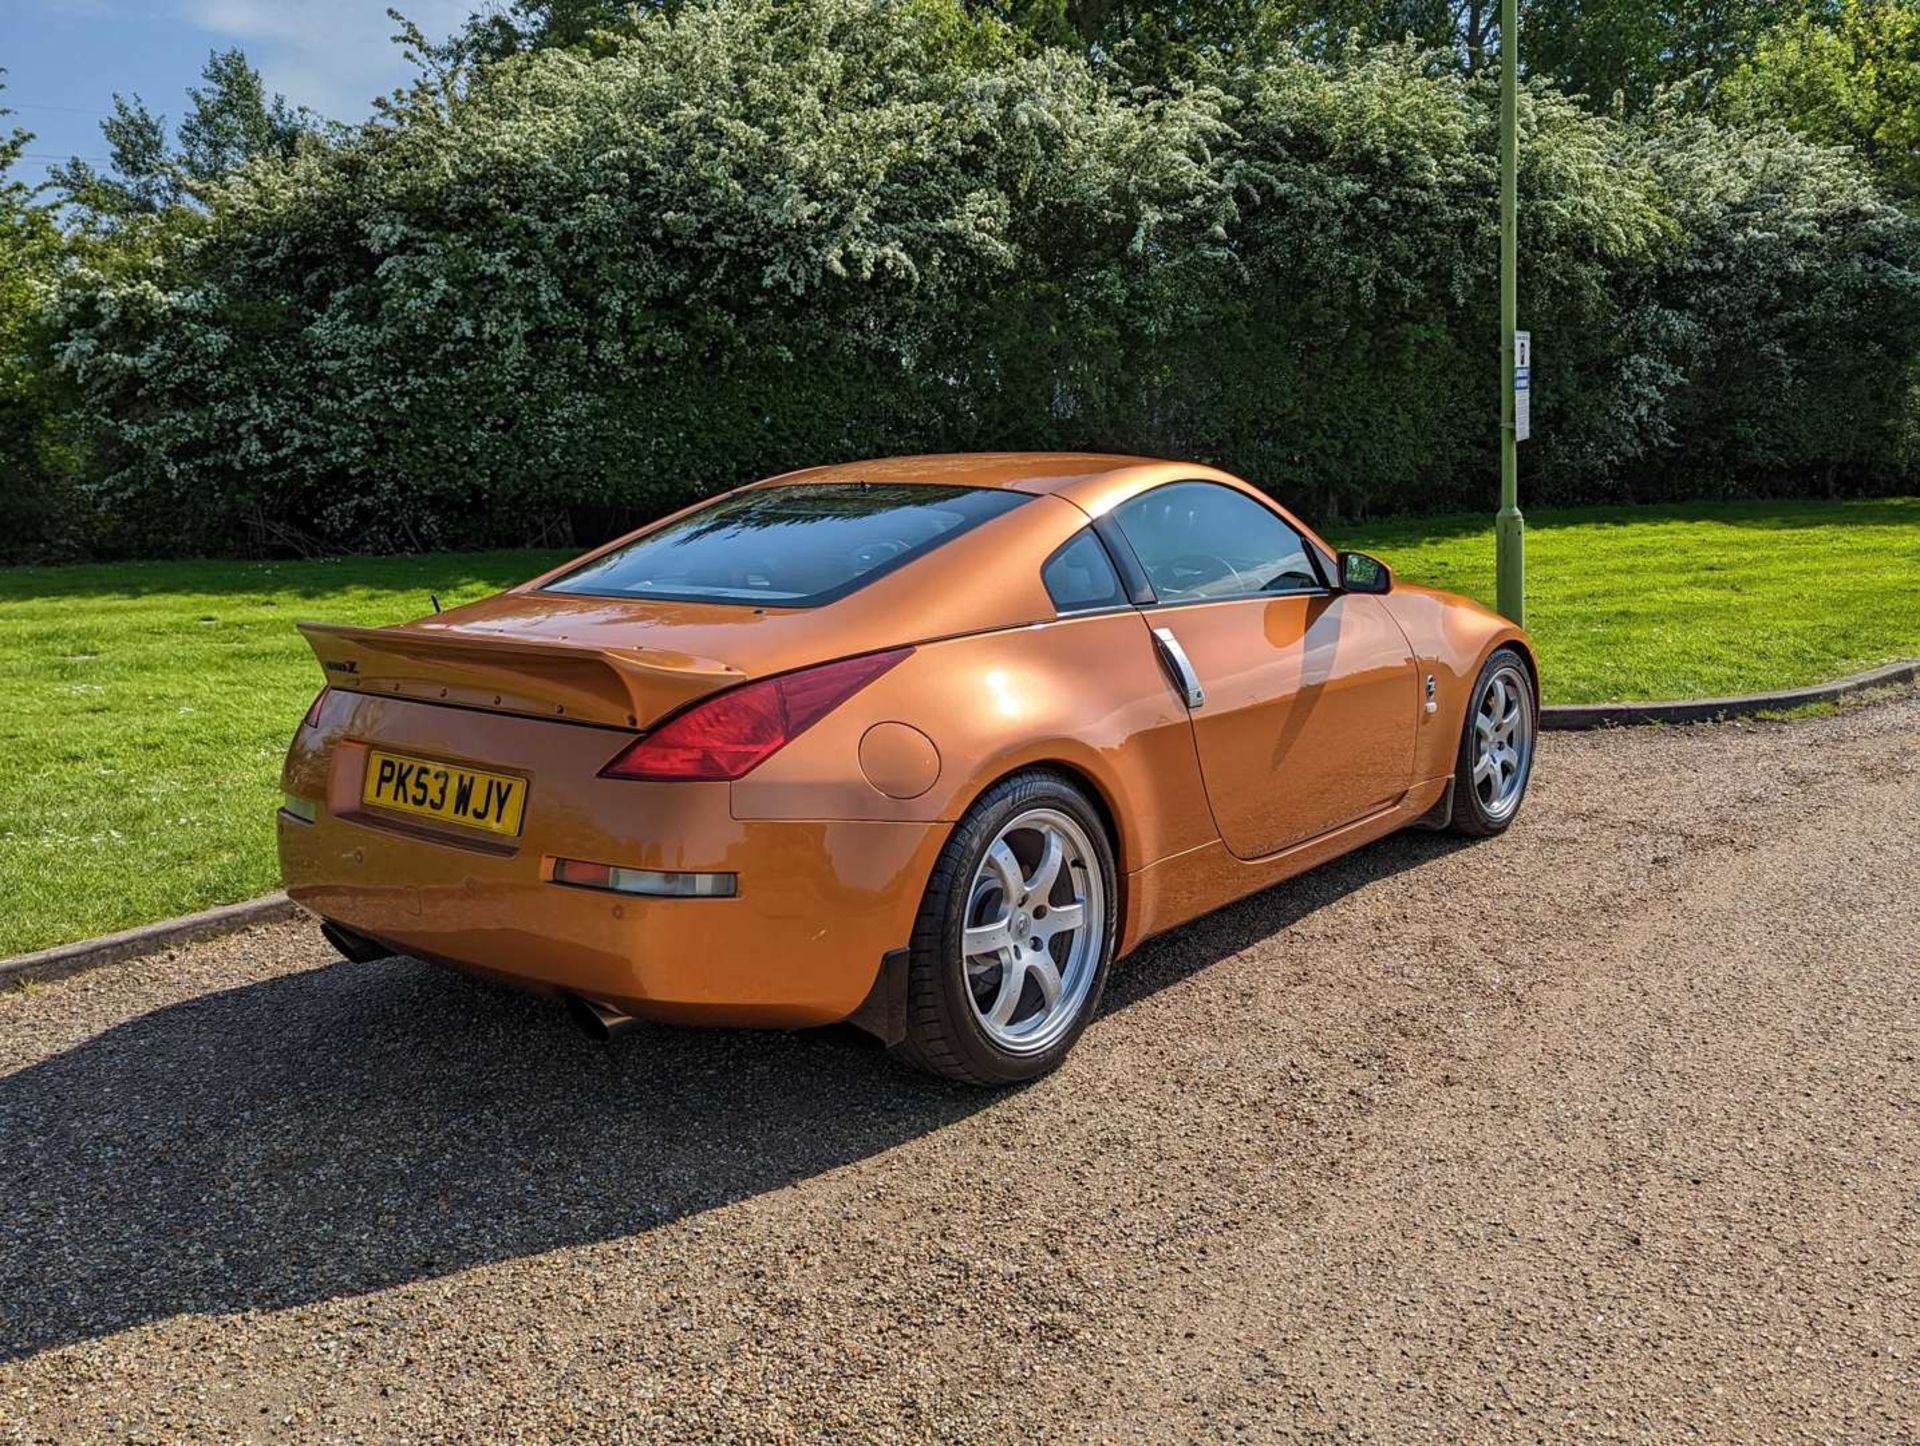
(3, 0, 479, 185)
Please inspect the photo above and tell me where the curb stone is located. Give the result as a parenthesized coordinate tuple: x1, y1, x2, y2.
(1, 893, 299, 991)
(1540, 658, 1920, 731)
(6, 658, 1915, 987)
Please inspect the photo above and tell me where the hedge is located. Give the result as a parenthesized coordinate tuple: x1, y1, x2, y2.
(30, 0, 1920, 558)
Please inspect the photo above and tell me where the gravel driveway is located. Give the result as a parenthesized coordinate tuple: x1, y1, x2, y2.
(3, 689, 1917, 1443)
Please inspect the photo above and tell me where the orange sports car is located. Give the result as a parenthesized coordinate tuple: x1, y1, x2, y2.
(280, 454, 1537, 1084)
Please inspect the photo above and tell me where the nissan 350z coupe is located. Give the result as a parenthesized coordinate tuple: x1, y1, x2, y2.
(280, 454, 1538, 1084)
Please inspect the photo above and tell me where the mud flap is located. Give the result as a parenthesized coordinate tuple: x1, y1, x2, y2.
(1412, 781, 1456, 832)
(846, 947, 912, 1047)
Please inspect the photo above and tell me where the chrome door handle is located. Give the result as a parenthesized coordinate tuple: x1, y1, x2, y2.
(1151, 627, 1206, 710)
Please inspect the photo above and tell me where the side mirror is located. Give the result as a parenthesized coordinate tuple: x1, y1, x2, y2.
(1338, 551, 1393, 595)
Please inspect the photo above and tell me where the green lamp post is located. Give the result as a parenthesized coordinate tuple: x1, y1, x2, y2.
(1496, 0, 1526, 627)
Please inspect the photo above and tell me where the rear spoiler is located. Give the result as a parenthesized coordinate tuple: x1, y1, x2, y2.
(298, 622, 743, 729)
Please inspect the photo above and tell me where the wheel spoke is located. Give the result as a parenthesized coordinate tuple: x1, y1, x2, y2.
(1043, 902, 1086, 935)
(986, 958, 1027, 1026)
(1476, 712, 1495, 741)
(964, 920, 1014, 958)
(985, 839, 1024, 907)
(1473, 753, 1496, 785)
(1028, 954, 1063, 1010)
(1023, 829, 1065, 904)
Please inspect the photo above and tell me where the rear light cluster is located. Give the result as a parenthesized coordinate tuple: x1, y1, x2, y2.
(601, 647, 912, 782)
(303, 688, 331, 729)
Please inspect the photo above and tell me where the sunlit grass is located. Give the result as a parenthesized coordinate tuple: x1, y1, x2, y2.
(1342, 497, 1920, 706)
(4, 496, 1918, 955)
(0, 551, 566, 957)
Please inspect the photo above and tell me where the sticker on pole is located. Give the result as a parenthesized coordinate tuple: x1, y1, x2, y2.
(1514, 331, 1532, 443)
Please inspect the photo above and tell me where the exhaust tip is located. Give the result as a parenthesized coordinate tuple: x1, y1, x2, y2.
(319, 919, 394, 964)
(564, 993, 633, 1041)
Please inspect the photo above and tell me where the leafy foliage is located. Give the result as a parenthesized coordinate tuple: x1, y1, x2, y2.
(1722, 0, 1920, 200)
(50, 49, 313, 229)
(433, 0, 1814, 94)
(1521, 0, 1803, 107)
(18, 0, 1920, 557)
(1634, 105, 1920, 490)
(0, 76, 76, 560)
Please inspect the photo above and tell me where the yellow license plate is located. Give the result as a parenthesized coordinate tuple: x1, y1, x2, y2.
(362, 750, 528, 837)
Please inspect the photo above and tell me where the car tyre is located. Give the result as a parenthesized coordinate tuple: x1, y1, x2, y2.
(893, 769, 1118, 1086)
(1448, 645, 1538, 837)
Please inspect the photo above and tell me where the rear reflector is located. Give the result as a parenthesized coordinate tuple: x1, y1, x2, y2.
(281, 794, 318, 824)
(600, 647, 912, 782)
(552, 858, 737, 898)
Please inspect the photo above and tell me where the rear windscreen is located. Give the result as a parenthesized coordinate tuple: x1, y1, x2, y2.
(543, 483, 1029, 607)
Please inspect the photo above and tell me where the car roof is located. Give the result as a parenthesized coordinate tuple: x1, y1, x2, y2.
(765, 452, 1179, 496)
(761, 451, 1305, 532)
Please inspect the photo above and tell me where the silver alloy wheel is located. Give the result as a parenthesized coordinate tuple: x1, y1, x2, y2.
(961, 806, 1106, 1056)
(1472, 662, 1534, 822)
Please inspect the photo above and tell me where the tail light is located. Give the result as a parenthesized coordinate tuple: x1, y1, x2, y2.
(601, 647, 912, 782)
(303, 688, 331, 728)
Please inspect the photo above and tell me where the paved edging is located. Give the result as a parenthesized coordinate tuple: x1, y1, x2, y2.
(1540, 657, 1920, 730)
(6, 658, 1915, 987)
(0, 893, 300, 990)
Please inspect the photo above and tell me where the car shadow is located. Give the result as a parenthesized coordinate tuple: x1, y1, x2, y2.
(0, 829, 1469, 1364)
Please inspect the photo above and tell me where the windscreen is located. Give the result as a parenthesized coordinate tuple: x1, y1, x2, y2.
(543, 483, 1029, 607)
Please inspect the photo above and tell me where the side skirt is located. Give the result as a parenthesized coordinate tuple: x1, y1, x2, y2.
(1119, 776, 1452, 952)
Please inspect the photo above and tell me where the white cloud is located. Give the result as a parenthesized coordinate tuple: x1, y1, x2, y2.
(177, 0, 477, 120)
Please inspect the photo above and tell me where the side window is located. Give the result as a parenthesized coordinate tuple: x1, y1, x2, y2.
(1042, 529, 1129, 614)
(1113, 482, 1322, 603)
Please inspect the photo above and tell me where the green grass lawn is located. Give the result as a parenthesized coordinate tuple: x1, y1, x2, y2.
(1338, 497, 1920, 705)
(4, 496, 1918, 957)
(0, 551, 567, 958)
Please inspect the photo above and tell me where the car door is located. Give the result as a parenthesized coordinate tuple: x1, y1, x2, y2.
(1106, 480, 1419, 860)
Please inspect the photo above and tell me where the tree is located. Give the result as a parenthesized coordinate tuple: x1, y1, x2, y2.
(1519, 1, 1804, 107)
(447, 0, 658, 61)
(178, 48, 309, 182)
(49, 93, 179, 220)
(52, 48, 312, 226)
(1, 74, 75, 556)
(945, 0, 1803, 96)
(1722, 0, 1920, 199)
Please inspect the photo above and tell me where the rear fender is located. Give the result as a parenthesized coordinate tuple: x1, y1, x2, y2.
(728, 613, 1218, 877)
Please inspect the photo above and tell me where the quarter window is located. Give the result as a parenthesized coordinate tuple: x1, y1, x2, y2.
(1112, 482, 1323, 603)
(1042, 530, 1129, 614)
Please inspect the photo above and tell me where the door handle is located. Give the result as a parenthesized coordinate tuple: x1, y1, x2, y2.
(1151, 627, 1206, 710)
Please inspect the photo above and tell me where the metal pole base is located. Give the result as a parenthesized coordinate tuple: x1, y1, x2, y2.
(1496, 505, 1526, 627)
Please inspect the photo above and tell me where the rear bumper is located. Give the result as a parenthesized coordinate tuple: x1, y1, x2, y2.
(277, 693, 949, 1028)
(280, 807, 945, 1027)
